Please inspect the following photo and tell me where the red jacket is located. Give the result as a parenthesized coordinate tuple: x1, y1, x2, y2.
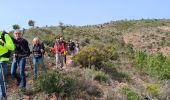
(51, 41, 65, 55)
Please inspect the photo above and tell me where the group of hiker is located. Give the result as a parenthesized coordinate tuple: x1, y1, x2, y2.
(51, 36, 80, 68)
(67, 40, 80, 55)
(0, 30, 80, 99)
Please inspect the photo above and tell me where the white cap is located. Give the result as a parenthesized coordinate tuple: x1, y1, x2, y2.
(14, 30, 21, 34)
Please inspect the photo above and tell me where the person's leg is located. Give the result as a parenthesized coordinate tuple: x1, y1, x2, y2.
(73, 49, 76, 55)
(71, 50, 73, 55)
(2, 61, 7, 77)
(75, 48, 77, 54)
(0, 62, 7, 98)
(64, 54, 67, 65)
(59, 53, 64, 68)
(76, 48, 79, 54)
(11, 57, 20, 85)
(19, 58, 26, 88)
(56, 54, 59, 68)
(33, 57, 38, 79)
(39, 56, 47, 73)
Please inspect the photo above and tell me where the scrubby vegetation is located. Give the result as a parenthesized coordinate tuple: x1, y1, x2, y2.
(35, 71, 79, 98)
(133, 51, 170, 79)
(121, 87, 140, 100)
(7, 19, 170, 100)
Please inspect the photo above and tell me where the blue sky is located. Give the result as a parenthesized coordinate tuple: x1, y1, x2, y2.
(0, 0, 170, 31)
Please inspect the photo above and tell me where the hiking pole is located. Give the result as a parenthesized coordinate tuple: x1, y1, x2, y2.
(0, 62, 7, 99)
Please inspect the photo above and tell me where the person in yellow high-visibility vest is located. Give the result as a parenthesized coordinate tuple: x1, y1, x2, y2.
(0, 31, 15, 99)
(64, 49, 67, 65)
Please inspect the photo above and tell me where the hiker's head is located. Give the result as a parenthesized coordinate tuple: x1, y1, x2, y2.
(13, 30, 22, 39)
(59, 36, 63, 42)
(32, 37, 40, 45)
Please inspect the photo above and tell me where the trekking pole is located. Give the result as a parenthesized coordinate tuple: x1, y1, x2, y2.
(0, 62, 7, 99)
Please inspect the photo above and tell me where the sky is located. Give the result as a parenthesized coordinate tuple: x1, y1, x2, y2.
(0, 0, 170, 32)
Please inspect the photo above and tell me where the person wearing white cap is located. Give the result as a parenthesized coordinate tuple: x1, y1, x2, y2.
(11, 30, 30, 91)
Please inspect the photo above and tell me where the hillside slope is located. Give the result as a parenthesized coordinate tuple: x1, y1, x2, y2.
(6, 19, 170, 100)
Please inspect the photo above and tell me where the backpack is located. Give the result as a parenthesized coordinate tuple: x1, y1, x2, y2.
(0, 31, 12, 57)
(69, 42, 75, 50)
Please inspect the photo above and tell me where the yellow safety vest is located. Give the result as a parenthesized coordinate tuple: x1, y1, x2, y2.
(0, 33, 8, 56)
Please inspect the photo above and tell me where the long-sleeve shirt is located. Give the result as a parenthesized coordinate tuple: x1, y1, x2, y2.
(0, 32, 15, 61)
(51, 41, 65, 55)
(13, 38, 30, 57)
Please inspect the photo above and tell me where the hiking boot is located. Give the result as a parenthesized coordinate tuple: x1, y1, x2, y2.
(33, 76, 37, 80)
(1, 96, 7, 100)
(16, 79, 21, 86)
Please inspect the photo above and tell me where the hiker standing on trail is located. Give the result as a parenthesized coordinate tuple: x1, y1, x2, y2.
(32, 37, 46, 80)
(68, 40, 76, 55)
(51, 37, 60, 68)
(51, 36, 65, 69)
(63, 41, 68, 65)
(75, 40, 80, 54)
(0, 31, 14, 99)
(64, 48, 67, 65)
(11, 30, 30, 90)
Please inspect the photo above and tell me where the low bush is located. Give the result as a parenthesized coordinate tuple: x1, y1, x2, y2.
(121, 87, 140, 100)
(74, 46, 102, 68)
(94, 71, 109, 83)
(144, 84, 160, 97)
(35, 71, 79, 97)
(133, 52, 170, 79)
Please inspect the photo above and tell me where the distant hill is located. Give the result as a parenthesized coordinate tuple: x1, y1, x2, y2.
(15, 19, 170, 54)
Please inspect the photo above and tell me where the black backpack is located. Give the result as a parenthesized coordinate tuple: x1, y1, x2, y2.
(0, 31, 12, 57)
(69, 42, 75, 50)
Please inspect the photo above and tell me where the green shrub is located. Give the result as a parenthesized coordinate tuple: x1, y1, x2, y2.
(133, 51, 148, 70)
(124, 44, 134, 58)
(94, 71, 108, 83)
(74, 46, 102, 68)
(133, 52, 170, 79)
(102, 44, 119, 61)
(86, 85, 103, 97)
(101, 61, 129, 82)
(115, 20, 134, 31)
(161, 55, 170, 79)
(79, 38, 90, 47)
(144, 84, 160, 96)
(146, 53, 165, 77)
(35, 71, 79, 97)
(121, 87, 140, 100)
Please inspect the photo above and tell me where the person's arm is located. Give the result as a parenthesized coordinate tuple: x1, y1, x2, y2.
(4, 34, 15, 51)
(22, 40, 30, 56)
(51, 44, 56, 52)
(41, 42, 45, 50)
(31, 45, 34, 54)
(40, 43, 45, 54)
(78, 43, 80, 49)
(73, 42, 76, 47)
